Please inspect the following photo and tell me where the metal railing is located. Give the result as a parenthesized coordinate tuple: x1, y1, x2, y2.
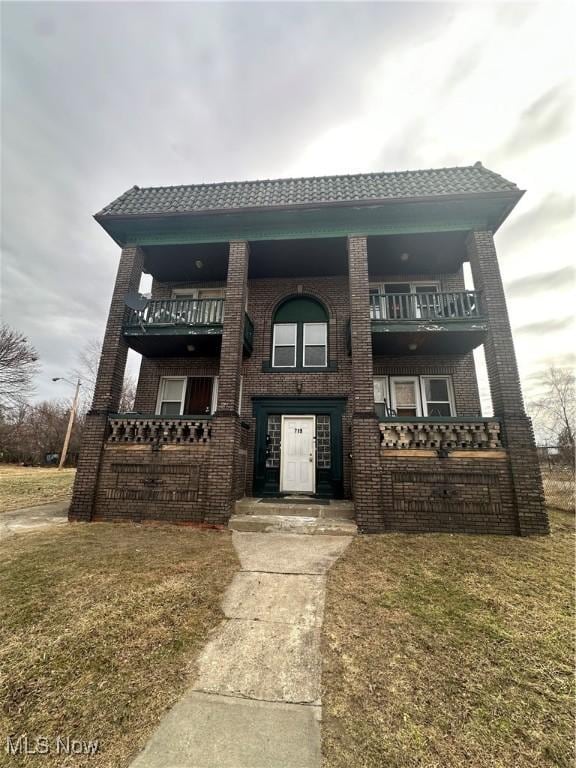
(126, 298, 224, 328)
(370, 291, 482, 321)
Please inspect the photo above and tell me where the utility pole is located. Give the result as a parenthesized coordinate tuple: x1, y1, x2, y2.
(54, 378, 82, 470)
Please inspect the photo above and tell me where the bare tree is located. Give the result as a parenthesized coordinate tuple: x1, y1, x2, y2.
(529, 366, 575, 448)
(74, 338, 137, 413)
(0, 323, 40, 415)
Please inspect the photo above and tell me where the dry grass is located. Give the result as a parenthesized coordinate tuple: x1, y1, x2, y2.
(0, 465, 76, 513)
(0, 523, 238, 767)
(322, 509, 575, 768)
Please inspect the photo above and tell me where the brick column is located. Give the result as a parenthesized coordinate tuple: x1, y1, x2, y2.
(69, 245, 144, 521)
(347, 235, 383, 531)
(467, 231, 548, 535)
(205, 241, 249, 524)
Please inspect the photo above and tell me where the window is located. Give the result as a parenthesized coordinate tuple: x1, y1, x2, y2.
(156, 377, 187, 415)
(171, 288, 224, 324)
(390, 377, 422, 417)
(421, 377, 454, 417)
(303, 323, 327, 367)
(272, 324, 297, 367)
(156, 376, 218, 415)
(369, 282, 439, 320)
(271, 297, 328, 369)
(373, 376, 390, 420)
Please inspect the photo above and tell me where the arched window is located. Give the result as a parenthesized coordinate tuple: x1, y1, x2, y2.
(271, 297, 328, 368)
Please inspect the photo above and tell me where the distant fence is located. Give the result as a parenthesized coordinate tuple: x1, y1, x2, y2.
(538, 446, 575, 512)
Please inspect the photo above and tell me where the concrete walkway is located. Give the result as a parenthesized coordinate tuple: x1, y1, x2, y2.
(131, 531, 353, 768)
(0, 501, 69, 540)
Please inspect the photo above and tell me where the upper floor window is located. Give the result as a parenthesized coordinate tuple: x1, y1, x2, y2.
(271, 297, 328, 369)
(369, 281, 439, 320)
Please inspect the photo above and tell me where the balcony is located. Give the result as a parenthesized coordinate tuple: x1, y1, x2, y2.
(370, 290, 487, 354)
(379, 417, 502, 450)
(123, 298, 254, 357)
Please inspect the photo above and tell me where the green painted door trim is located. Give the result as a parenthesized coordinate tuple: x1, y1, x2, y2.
(252, 397, 347, 498)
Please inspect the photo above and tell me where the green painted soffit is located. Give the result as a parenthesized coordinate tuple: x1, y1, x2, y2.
(100, 197, 513, 247)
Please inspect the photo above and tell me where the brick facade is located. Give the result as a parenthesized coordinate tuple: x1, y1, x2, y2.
(70, 245, 144, 521)
(467, 231, 548, 535)
(71, 228, 548, 536)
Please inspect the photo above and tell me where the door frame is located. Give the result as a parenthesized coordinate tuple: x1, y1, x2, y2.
(252, 396, 346, 499)
(279, 414, 316, 494)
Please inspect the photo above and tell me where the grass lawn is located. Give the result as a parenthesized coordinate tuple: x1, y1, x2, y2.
(0, 523, 238, 767)
(0, 465, 76, 513)
(322, 509, 575, 768)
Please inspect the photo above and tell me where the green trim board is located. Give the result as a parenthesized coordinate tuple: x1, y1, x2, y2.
(100, 196, 514, 247)
(251, 397, 347, 499)
(371, 319, 488, 333)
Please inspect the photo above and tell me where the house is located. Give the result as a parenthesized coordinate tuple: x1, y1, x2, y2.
(70, 163, 549, 535)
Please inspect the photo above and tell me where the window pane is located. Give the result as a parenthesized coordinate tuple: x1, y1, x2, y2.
(415, 285, 438, 294)
(162, 379, 184, 401)
(427, 402, 452, 417)
(274, 324, 296, 345)
(160, 401, 181, 416)
(394, 381, 417, 407)
(305, 323, 326, 345)
(304, 346, 326, 366)
(397, 407, 418, 417)
(274, 346, 296, 366)
(385, 283, 410, 293)
(426, 378, 449, 401)
(374, 378, 388, 403)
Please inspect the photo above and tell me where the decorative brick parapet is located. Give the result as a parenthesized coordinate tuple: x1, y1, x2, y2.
(379, 419, 502, 449)
(69, 245, 144, 521)
(107, 416, 212, 444)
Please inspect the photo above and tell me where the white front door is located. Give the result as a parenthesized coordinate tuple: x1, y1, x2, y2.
(280, 415, 315, 493)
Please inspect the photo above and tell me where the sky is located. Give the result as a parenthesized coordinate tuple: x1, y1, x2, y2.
(1, 0, 574, 416)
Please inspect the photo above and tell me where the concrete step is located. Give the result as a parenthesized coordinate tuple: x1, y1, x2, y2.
(229, 514, 357, 536)
(234, 498, 355, 520)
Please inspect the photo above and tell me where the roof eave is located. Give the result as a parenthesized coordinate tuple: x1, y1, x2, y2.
(94, 188, 523, 226)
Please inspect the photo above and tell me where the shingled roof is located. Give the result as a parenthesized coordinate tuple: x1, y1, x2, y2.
(96, 163, 519, 218)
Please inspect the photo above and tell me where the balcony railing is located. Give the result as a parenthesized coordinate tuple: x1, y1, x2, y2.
(370, 291, 482, 321)
(379, 418, 502, 449)
(107, 416, 212, 444)
(126, 298, 224, 329)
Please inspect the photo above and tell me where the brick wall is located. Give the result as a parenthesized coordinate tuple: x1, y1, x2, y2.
(379, 450, 517, 534)
(94, 443, 211, 523)
(136, 268, 485, 504)
(70, 245, 143, 521)
(467, 231, 548, 535)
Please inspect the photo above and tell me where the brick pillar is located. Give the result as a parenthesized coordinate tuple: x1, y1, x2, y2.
(347, 235, 383, 531)
(205, 241, 249, 524)
(69, 245, 144, 521)
(467, 231, 548, 535)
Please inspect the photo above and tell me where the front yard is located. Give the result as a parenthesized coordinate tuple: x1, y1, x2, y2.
(0, 465, 76, 512)
(322, 508, 575, 768)
(0, 523, 238, 767)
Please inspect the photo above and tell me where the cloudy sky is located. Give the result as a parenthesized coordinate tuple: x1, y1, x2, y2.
(1, 1, 574, 414)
